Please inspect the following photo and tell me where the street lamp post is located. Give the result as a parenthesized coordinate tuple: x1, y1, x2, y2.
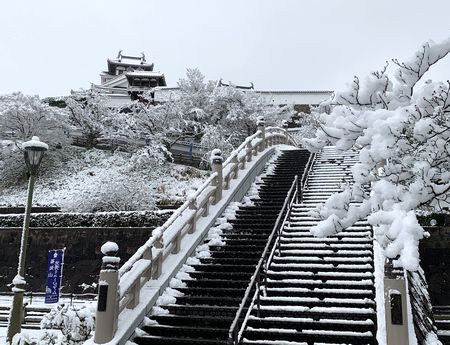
(7, 136, 48, 343)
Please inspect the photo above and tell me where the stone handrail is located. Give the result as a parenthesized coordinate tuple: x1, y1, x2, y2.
(92, 122, 297, 344)
(117, 172, 218, 278)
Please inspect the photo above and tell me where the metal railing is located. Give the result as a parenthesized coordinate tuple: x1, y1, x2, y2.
(297, 152, 316, 202)
(228, 176, 298, 344)
(227, 151, 316, 344)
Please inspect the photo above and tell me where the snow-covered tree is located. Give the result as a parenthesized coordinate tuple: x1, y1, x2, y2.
(177, 68, 216, 122)
(0, 92, 68, 148)
(0, 92, 70, 187)
(210, 85, 294, 138)
(162, 68, 294, 154)
(65, 89, 120, 149)
(119, 98, 175, 163)
(303, 38, 450, 271)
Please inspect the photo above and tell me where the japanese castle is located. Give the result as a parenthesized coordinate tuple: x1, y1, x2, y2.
(92, 51, 332, 110)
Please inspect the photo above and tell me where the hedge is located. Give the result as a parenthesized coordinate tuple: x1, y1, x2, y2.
(0, 210, 173, 228)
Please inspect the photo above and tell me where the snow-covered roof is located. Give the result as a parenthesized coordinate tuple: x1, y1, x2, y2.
(107, 56, 154, 75)
(92, 84, 127, 92)
(107, 58, 154, 69)
(255, 89, 333, 94)
(101, 74, 128, 88)
(125, 71, 165, 78)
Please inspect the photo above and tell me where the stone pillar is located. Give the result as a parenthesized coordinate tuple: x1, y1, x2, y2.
(210, 149, 223, 205)
(384, 258, 410, 345)
(256, 116, 266, 152)
(282, 120, 289, 144)
(94, 242, 120, 344)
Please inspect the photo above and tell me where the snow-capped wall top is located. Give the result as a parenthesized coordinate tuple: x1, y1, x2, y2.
(22, 136, 49, 150)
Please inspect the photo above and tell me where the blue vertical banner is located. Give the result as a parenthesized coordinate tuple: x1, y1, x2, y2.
(45, 249, 65, 304)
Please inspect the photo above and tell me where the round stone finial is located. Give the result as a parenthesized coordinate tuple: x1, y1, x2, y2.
(256, 116, 265, 126)
(101, 241, 119, 256)
(211, 149, 222, 157)
(210, 149, 223, 164)
(430, 219, 437, 226)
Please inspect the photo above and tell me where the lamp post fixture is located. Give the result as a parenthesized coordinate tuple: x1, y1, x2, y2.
(7, 136, 48, 343)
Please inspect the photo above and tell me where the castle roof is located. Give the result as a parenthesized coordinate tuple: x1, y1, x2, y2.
(107, 51, 154, 75)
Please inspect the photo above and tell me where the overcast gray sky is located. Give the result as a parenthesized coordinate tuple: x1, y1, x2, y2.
(1, 0, 449, 97)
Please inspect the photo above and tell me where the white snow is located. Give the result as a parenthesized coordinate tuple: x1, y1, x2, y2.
(21, 136, 49, 150)
(302, 38, 450, 271)
(12, 274, 26, 286)
(373, 241, 387, 345)
(101, 241, 119, 255)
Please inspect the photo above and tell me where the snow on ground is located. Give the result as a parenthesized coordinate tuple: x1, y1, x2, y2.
(0, 327, 61, 344)
(0, 147, 207, 212)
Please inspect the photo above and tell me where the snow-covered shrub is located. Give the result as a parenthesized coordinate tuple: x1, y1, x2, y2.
(11, 332, 36, 345)
(128, 144, 172, 172)
(60, 167, 155, 213)
(0, 151, 28, 188)
(12, 330, 61, 345)
(40, 303, 95, 344)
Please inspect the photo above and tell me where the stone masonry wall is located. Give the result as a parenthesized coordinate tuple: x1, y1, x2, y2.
(0, 227, 155, 294)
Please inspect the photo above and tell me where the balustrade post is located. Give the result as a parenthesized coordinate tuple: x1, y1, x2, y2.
(142, 247, 152, 280)
(151, 246, 163, 279)
(210, 149, 223, 205)
(256, 116, 266, 152)
(224, 174, 230, 191)
(203, 200, 209, 216)
(188, 198, 197, 234)
(231, 155, 239, 179)
(172, 230, 181, 254)
(94, 242, 120, 344)
(127, 281, 141, 309)
(282, 120, 289, 144)
(240, 155, 246, 170)
(151, 235, 163, 279)
(246, 141, 252, 162)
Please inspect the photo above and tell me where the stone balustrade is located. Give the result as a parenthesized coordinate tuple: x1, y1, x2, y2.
(92, 120, 297, 343)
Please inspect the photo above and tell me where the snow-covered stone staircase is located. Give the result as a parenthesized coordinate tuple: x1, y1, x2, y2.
(133, 148, 312, 345)
(0, 304, 49, 330)
(434, 306, 450, 344)
(242, 147, 378, 345)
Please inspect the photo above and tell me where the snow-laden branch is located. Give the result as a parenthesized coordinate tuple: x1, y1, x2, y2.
(303, 37, 450, 271)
